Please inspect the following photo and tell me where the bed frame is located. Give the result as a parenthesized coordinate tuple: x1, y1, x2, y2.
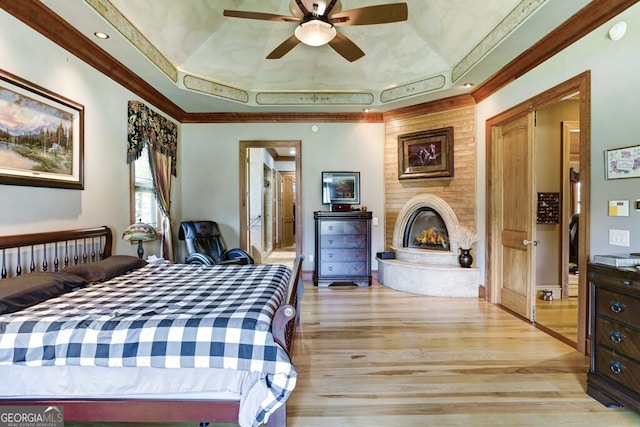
(0, 226, 304, 426)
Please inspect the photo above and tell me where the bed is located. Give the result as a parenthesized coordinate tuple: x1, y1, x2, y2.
(0, 226, 303, 427)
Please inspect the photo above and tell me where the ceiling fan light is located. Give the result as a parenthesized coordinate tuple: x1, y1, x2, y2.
(295, 20, 336, 46)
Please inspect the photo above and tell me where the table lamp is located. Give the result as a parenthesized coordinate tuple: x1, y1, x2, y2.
(122, 220, 157, 259)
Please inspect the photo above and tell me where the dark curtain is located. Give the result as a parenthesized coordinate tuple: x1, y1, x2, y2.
(127, 101, 178, 261)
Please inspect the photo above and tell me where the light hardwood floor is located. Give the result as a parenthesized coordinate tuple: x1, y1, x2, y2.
(535, 296, 579, 346)
(286, 281, 640, 426)
(263, 246, 296, 268)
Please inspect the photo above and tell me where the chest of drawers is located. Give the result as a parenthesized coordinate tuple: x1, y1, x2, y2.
(313, 211, 372, 287)
(587, 263, 640, 413)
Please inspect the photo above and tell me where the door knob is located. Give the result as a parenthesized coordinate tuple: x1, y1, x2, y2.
(523, 239, 540, 246)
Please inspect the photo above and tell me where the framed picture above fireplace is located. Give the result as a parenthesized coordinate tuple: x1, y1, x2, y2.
(398, 127, 454, 180)
(322, 171, 360, 205)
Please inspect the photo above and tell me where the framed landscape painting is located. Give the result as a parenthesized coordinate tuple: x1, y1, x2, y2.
(0, 69, 84, 189)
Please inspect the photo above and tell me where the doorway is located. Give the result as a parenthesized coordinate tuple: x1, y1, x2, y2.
(239, 141, 302, 267)
(486, 72, 591, 354)
(532, 111, 580, 347)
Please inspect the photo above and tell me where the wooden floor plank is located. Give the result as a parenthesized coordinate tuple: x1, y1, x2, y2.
(287, 281, 640, 426)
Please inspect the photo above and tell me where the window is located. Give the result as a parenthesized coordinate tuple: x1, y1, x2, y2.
(131, 146, 160, 229)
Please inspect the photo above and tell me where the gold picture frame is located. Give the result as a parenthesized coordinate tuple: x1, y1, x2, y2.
(398, 127, 453, 180)
(0, 69, 84, 189)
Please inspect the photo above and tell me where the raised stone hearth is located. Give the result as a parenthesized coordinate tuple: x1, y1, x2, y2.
(378, 194, 480, 297)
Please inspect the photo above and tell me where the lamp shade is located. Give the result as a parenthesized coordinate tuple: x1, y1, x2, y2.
(294, 19, 336, 46)
(122, 221, 157, 242)
(123, 221, 157, 259)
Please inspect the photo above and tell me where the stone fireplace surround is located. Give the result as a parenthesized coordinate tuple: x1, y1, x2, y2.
(378, 194, 481, 297)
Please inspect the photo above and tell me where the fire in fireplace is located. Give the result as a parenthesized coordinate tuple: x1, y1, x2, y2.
(403, 207, 449, 250)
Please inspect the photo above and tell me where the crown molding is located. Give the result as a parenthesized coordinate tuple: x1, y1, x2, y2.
(471, 0, 640, 103)
(2, 0, 637, 123)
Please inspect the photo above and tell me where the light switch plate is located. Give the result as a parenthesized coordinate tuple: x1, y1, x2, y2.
(609, 229, 630, 247)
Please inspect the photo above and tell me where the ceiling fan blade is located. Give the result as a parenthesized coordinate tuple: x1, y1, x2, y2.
(330, 3, 408, 26)
(328, 31, 365, 62)
(223, 10, 300, 23)
(293, 0, 309, 16)
(266, 35, 301, 59)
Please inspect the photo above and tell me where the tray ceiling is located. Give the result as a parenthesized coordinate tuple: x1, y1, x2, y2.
(39, 0, 591, 113)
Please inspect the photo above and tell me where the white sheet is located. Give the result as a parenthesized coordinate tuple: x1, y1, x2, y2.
(0, 365, 268, 427)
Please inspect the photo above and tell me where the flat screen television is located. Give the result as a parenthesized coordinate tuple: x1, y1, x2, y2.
(322, 171, 360, 205)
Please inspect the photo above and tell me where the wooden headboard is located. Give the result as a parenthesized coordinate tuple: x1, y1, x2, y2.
(0, 226, 113, 279)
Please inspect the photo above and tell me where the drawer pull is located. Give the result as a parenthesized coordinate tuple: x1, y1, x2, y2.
(328, 226, 334, 231)
(622, 280, 632, 286)
(610, 361, 626, 375)
(610, 301, 626, 314)
(328, 253, 333, 258)
(328, 239, 334, 244)
(328, 266, 333, 271)
(610, 331, 626, 344)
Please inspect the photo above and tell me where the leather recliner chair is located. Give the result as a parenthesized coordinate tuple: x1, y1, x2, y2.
(178, 220, 254, 265)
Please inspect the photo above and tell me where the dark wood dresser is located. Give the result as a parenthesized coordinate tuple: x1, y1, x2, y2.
(313, 211, 372, 287)
(587, 263, 640, 413)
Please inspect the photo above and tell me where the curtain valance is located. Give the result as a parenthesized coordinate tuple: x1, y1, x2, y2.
(127, 101, 178, 176)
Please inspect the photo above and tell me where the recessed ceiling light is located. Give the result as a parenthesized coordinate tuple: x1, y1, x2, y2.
(94, 32, 110, 40)
(289, 148, 295, 155)
(463, 83, 474, 88)
(363, 108, 371, 112)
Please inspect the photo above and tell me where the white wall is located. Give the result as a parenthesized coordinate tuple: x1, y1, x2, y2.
(0, 11, 169, 258)
(180, 122, 386, 271)
(476, 3, 640, 270)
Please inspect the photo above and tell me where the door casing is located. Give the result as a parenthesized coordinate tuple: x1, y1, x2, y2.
(486, 72, 591, 354)
(239, 141, 302, 259)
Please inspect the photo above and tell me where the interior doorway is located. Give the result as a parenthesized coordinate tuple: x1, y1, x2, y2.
(239, 141, 302, 266)
(279, 171, 296, 248)
(486, 72, 591, 354)
(532, 105, 580, 348)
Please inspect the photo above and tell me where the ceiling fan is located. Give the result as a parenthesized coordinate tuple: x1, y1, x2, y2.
(223, 1, 408, 62)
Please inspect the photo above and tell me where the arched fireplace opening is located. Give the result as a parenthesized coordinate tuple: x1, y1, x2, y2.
(403, 207, 449, 250)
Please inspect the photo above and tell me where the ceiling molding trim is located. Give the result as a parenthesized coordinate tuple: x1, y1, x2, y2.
(255, 92, 374, 106)
(0, 0, 186, 120)
(383, 95, 476, 121)
(472, 0, 640, 103)
(183, 74, 249, 103)
(452, 0, 545, 83)
(380, 75, 446, 103)
(181, 112, 384, 124)
(85, 0, 178, 83)
(5, 0, 634, 124)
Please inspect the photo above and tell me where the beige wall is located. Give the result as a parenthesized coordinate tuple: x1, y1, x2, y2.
(535, 100, 579, 289)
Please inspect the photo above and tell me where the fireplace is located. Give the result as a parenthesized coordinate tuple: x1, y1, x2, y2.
(377, 194, 481, 297)
(404, 208, 449, 250)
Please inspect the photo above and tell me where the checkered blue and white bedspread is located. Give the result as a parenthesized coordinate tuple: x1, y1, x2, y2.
(0, 263, 296, 426)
